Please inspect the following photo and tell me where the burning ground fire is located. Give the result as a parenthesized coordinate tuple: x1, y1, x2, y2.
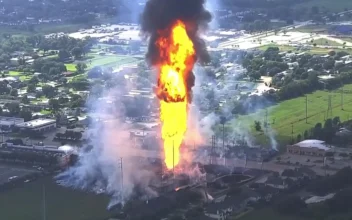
(155, 20, 196, 169)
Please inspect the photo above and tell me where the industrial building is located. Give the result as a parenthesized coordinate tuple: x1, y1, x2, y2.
(286, 139, 332, 157)
(0, 116, 24, 131)
(16, 118, 56, 134)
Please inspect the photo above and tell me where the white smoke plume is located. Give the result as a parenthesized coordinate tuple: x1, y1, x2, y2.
(56, 87, 159, 209)
(192, 56, 278, 150)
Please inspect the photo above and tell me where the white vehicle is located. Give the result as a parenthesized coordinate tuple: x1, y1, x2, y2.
(8, 176, 18, 181)
(24, 179, 30, 183)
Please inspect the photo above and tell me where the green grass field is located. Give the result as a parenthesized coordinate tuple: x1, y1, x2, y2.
(8, 71, 22, 76)
(257, 44, 352, 55)
(295, 0, 352, 12)
(87, 54, 141, 69)
(295, 25, 330, 34)
(65, 63, 77, 72)
(312, 38, 342, 47)
(0, 176, 112, 220)
(231, 84, 352, 147)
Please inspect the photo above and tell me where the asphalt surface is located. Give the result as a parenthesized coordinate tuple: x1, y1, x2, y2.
(0, 163, 39, 185)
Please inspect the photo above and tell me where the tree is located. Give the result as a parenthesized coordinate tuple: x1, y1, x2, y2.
(249, 71, 261, 81)
(4, 103, 20, 116)
(58, 50, 71, 61)
(19, 109, 32, 122)
(10, 89, 18, 97)
(275, 195, 307, 215)
(304, 130, 309, 139)
(76, 62, 87, 73)
(49, 99, 60, 112)
(328, 50, 336, 56)
(49, 67, 60, 76)
(42, 85, 56, 98)
(255, 121, 262, 131)
(29, 76, 39, 85)
(297, 134, 302, 142)
(27, 84, 36, 93)
(71, 47, 83, 59)
(74, 131, 82, 140)
(21, 95, 30, 104)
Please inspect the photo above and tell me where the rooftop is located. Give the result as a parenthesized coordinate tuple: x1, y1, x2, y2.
(293, 139, 331, 151)
(17, 118, 56, 128)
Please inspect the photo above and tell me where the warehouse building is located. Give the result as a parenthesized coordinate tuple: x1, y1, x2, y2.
(287, 139, 332, 157)
(0, 116, 24, 131)
(16, 118, 56, 134)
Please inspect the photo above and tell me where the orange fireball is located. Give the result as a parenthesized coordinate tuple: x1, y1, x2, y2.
(155, 20, 196, 169)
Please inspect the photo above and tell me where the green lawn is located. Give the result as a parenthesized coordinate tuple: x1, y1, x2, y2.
(8, 71, 22, 76)
(65, 63, 77, 72)
(231, 84, 352, 147)
(257, 43, 352, 55)
(258, 44, 296, 52)
(0, 176, 112, 220)
(312, 38, 342, 47)
(295, 0, 352, 12)
(87, 54, 141, 69)
(295, 25, 329, 34)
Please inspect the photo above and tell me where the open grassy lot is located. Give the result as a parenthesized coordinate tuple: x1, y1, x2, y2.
(8, 71, 22, 76)
(0, 176, 112, 220)
(87, 54, 141, 69)
(257, 44, 352, 55)
(312, 38, 342, 47)
(295, 0, 352, 13)
(231, 84, 352, 147)
(295, 25, 330, 34)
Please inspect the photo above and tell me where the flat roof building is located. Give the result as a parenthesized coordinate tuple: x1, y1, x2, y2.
(287, 139, 332, 157)
(0, 116, 24, 127)
(17, 118, 56, 134)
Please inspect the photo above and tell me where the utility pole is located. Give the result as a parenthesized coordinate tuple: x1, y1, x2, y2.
(120, 157, 123, 197)
(341, 88, 344, 110)
(327, 94, 332, 119)
(222, 122, 225, 150)
(42, 184, 46, 220)
(265, 109, 268, 132)
(305, 95, 308, 123)
(173, 140, 175, 180)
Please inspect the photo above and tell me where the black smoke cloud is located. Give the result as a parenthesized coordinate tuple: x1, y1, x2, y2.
(141, 0, 212, 66)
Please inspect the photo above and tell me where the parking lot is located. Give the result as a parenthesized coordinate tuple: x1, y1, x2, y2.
(0, 163, 39, 185)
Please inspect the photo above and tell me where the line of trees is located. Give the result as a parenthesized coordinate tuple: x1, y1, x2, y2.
(55, 130, 82, 141)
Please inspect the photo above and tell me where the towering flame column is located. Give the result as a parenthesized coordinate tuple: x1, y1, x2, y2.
(155, 20, 196, 169)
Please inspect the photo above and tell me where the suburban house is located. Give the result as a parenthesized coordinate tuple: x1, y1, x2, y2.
(264, 176, 295, 189)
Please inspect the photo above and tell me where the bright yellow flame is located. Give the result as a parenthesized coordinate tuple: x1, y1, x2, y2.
(156, 20, 196, 169)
